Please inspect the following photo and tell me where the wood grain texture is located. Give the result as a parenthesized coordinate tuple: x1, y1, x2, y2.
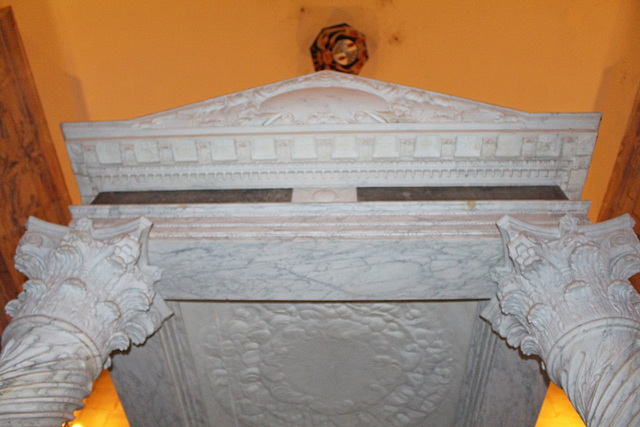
(599, 82, 640, 291)
(0, 6, 71, 332)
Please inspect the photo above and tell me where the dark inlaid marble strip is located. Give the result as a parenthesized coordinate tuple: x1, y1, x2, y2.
(92, 186, 566, 205)
(92, 189, 293, 204)
(357, 186, 567, 201)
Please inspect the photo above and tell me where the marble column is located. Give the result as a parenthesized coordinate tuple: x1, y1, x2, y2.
(0, 217, 171, 426)
(482, 214, 640, 427)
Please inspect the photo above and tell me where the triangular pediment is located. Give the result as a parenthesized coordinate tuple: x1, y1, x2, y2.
(131, 71, 532, 129)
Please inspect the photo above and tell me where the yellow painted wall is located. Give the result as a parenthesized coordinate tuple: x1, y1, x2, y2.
(3, 0, 640, 220)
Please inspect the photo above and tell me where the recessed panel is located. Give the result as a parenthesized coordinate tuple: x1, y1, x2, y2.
(179, 301, 478, 426)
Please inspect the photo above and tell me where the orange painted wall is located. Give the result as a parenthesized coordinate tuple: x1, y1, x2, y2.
(3, 0, 640, 220)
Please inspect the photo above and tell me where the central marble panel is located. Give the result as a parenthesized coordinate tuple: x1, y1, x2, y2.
(179, 301, 478, 426)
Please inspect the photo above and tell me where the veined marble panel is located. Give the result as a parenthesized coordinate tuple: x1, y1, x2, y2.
(70, 200, 590, 300)
(151, 238, 501, 300)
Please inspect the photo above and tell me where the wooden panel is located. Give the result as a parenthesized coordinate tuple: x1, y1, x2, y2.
(0, 7, 71, 331)
(599, 82, 640, 291)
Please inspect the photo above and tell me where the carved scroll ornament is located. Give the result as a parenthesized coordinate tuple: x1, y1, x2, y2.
(482, 214, 640, 427)
(0, 217, 171, 426)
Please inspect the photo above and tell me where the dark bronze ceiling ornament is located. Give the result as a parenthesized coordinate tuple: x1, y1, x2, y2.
(310, 23, 368, 75)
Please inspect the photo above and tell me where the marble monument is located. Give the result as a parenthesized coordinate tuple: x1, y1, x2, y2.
(0, 71, 638, 426)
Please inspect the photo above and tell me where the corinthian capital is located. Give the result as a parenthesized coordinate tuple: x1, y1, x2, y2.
(482, 214, 640, 427)
(0, 217, 171, 426)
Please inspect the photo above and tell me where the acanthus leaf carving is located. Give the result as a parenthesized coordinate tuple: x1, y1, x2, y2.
(0, 216, 171, 426)
(482, 214, 640, 427)
(10, 216, 170, 363)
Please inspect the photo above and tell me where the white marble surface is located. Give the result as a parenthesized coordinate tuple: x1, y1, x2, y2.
(110, 300, 552, 427)
(470, 328, 550, 427)
(151, 238, 500, 300)
(291, 187, 358, 203)
(59, 200, 580, 426)
(79, 201, 573, 425)
(111, 329, 188, 426)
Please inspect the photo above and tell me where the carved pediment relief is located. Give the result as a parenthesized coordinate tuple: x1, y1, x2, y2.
(132, 71, 529, 129)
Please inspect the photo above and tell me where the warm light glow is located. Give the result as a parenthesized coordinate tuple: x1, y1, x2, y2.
(535, 383, 585, 426)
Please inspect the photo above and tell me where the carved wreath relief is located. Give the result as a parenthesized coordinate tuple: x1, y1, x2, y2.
(200, 303, 454, 426)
